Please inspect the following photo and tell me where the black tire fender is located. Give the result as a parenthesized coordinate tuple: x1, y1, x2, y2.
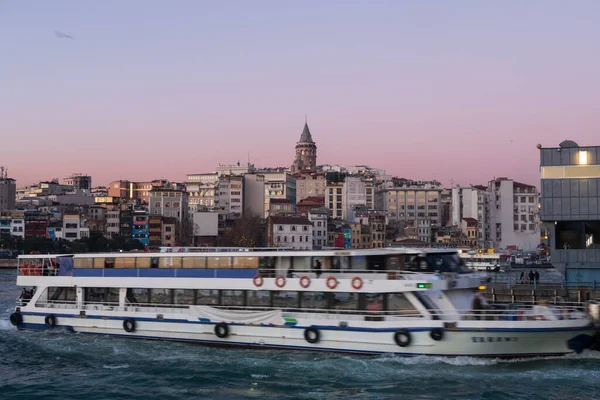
(123, 318, 136, 333)
(215, 322, 229, 338)
(9, 312, 22, 326)
(304, 326, 320, 344)
(394, 329, 411, 347)
(45, 314, 57, 328)
(430, 328, 444, 341)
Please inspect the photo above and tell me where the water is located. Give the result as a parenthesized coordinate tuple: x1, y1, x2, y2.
(1, 270, 599, 400)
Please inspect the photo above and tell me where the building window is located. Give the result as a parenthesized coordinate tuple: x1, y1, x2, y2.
(303, 226, 308, 231)
(292, 236, 295, 242)
(305, 236, 308, 242)
(299, 236, 303, 242)
(278, 226, 283, 231)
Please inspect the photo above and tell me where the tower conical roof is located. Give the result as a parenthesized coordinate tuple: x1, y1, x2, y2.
(299, 122, 314, 143)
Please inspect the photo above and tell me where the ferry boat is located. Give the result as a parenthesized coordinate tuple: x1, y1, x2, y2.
(9, 248, 597, 357)
(459, 252, 511, 272)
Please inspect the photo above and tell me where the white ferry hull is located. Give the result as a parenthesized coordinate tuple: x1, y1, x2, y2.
(16, 310, 595, 358)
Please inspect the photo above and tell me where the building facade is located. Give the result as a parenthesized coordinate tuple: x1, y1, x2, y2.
(308, 207, 328, 249)
(243, 172, 296, 218)
(539, 140, 600, 283)
(451, 185, 492, 248)
(63, 173, 92, 191)
(268, 216, 313, 250)
(296, 172, 326, 202)
(375, 180, 442, 227)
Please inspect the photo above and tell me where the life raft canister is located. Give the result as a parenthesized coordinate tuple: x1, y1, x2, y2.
(9, 312, 22, 326)
(351, 277, 363, 290)
(430, 328, 444, 341)
(326, 276, 338, 289)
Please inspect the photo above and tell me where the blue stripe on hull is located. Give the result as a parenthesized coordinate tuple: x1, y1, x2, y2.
(13, 322, 573, 358)
(18, 311, 597, 334)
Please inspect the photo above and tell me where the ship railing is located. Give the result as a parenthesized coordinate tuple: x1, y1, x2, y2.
(428, 304, 591, 322)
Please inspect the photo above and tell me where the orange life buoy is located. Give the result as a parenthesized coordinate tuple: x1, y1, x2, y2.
(300, 275, 311, 288)
(253, 275, 264, 287)
(326, 276, 338, 289)
(275, 275, 286, 288)
(351, 276, 363, 290)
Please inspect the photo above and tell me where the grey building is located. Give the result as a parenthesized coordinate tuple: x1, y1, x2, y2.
(539, 140, 600, 284)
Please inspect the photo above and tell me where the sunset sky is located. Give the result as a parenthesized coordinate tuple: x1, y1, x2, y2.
(2, 1, 600, 188)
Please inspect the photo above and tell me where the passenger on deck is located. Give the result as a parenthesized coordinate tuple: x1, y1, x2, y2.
(313, 259, 322, 278)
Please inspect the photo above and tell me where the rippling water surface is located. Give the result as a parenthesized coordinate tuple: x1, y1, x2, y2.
(1, 270, 599, 400)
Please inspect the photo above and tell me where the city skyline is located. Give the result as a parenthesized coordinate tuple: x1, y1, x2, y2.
(2, 1, 600, 187)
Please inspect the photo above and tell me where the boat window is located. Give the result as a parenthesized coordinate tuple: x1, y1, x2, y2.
(387, 293, 417, 313)
(247, 290, 271, 307)
(115, 257, 135, 268)
(426, 253, 470, 274)
(350, 256, 367, 270)
(128, 288, 150, 304)
(74, 258, 93, 268)
(273, 291, 299, 308)
(182, 256, 206, 268)
(48, 287, 76, 302)
(85, 288, 106, 303)
(366, 255, 386, 271)
(221, 290, 245, 306)
(104, 258, 115, 269)
(403, 255, 428, 272)
(233, 257, 259, 269)
(207, 257, 231, 268)
(292, 257, 311, 272)
(159, 257, 181, 268)
(196, 289, 219, 305)
(301, 292, 327, 309)
(258, 257, 276, 276)
(173, 289, 195, 305)
(150, 289, 172, 304)
(105, 288, 120, 304)
(386, 256, 403, 271)
(364, 293, 384, 311)
(150, 257, 159, 268)
(136, 257, 151, 268)
(332, 292, 358, 310)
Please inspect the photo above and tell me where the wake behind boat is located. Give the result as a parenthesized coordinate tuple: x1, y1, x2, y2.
(9, 248, 598, 357)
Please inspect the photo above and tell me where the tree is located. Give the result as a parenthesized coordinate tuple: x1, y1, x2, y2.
(217, 215, 265, 248)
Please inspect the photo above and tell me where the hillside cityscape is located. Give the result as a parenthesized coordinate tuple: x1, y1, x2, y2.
(0, 122, 547, 256)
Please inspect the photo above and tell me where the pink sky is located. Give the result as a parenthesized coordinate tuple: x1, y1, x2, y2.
(2, 1, 600, 188)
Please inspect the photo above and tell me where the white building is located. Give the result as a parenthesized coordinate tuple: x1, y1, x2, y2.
(308, 207, 328, 250)
(451, 185, 492, 248)
(269, 216, 313, 250)
(62, 214, 89, 241)
(417, 219, 432, 244)
(10, 217, 24, 238)
(216, 176, 243, 217)
(192, 211, 219, 237)
(186, 173, 219, 210)
(488, 178, 540, 251)
(325, 178, 375, 220)
(149, 189, 190, 241)
(243, 172, 296, 218)
(106, 208, 120, 238)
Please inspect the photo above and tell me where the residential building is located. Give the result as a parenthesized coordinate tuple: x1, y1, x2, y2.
(440, 189, 452, 227)
(0, 216, 11, 236)
(16, 180, 73, 200)
(186, 173, 219, 210)
(10, 214, 24, 238)
(539, 140, 600, 283)
(0, 168, 16, 211)
(162, 217, 177, 247)
(375, 180, 442, 227)
(132, 209, 149, 247)
(63, 173, 92, 190)
(325, 181, 344, 219)
(63, 214, 88, 241)
(216, 162, 256, 177)
(268, 216, 313, 250)
(149, 188, 190, 243)
(148, 215, 163, 248)
(91, 186, 108, 197)
(308, 207, 328, 249)
(216, 175, 244, 217)
(451, 185, 491, 248)
(417, 218, 433, 244)
(488, 177, 539, 250)
(106, 207, 120, 238)
(296, 196, 325, 216)
(119, 204, 133, 239)
(24, 212, 49, 238)
(108, 179, 173, 205)
(243, 172, 296, 218)
(296, 172, 326, 202)
(291, 122, 317, 173)
(324, 177, 375, 220)
(268, 198, 294, 216)
(461, 218, 478, 248)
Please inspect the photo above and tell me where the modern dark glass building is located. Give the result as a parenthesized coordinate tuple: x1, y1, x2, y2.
(539, 140, 600, 284)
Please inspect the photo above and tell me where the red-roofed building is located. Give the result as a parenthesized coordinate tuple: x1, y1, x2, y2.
(296, 196, 325, 215)
(268, 198, 294, 217)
